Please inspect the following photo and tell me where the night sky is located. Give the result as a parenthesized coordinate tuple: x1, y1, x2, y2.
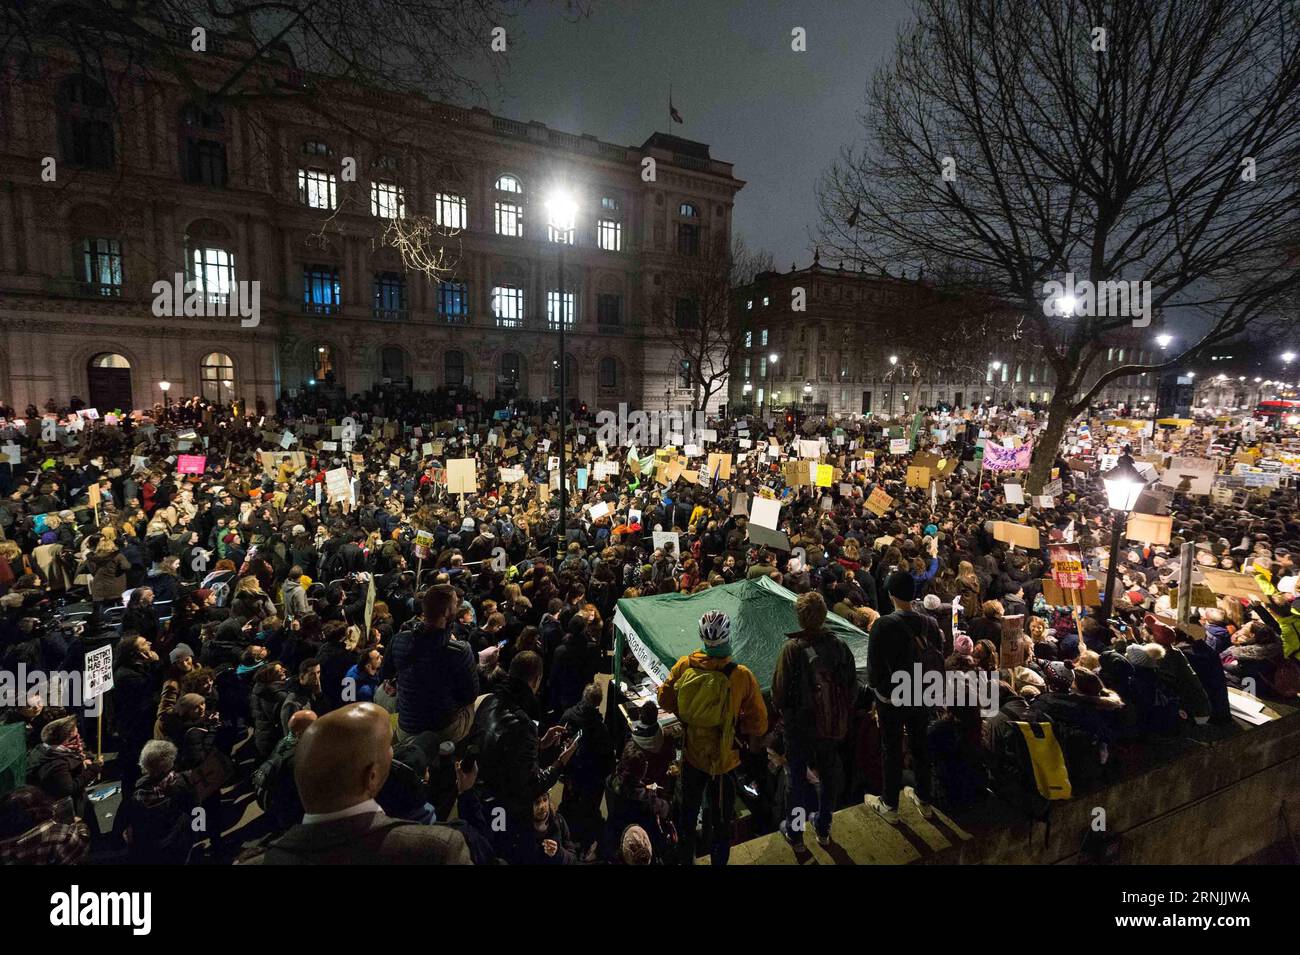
(459, 0, 916, 271)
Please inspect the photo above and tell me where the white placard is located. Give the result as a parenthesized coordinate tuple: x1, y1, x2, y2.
(750, 496, 781, 531)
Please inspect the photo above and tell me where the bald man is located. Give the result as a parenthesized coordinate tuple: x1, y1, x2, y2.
(251, 703, 471, 865)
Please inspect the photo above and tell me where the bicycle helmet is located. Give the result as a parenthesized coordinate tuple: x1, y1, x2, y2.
(699, 610, 732, 657)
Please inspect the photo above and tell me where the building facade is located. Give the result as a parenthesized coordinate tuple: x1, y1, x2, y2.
(729, 258, 1168, 418)
(0, 41, 742, 416)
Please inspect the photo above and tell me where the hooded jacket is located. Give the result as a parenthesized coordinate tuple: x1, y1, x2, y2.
(658, 651, 767, 775)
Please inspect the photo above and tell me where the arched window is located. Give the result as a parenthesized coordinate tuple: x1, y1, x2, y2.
(381, 346, 406, 382)
(90, 353, 130, 368)
(500, 352, 521, 386)
(678, 202, 698, 218)
(185, 219, 236, 305)
(57, 77, 114, 169)
(200, 352, 234, 402)
(180, 103, 227, 187)
(313, 344, 336, 383)
(445, 350, 465, 387)
(598, 356, 618, 390)
(495, 174, 523, 194)
(551, 354, 576, 391)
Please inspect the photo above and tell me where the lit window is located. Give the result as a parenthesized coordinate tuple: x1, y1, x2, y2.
(370, 181, 405, 219)
(81, 238, 123, 295)
(495, 174, 523, 193)
(495, 201, 523, 237)
(679, 202, 698, 217)
(491, 285, 524, 328)
(303, 140, 331, 156)
(435, 193, 467, 230)
(744, 329, 752, 348)
(548, 223, 575, 244)
(440, 282, 469, 322)
(373, 272, 407, 319)
(746, 300, 753, 310)
(547, 290, 577, 330)
(678, 359, 692, 388)
(597, 219, 622, 251)
(200, 352, 234, 401)
(601, 196, 621, 210)
(191, 246, 234, 305)
(762, 296, 770, 307)
(760, 329, 768, 346)
(303, 265, 341, 314)
(298, 168, 337, 209)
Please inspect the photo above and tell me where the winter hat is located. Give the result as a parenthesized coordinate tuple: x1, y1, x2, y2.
(1043, 660, 1074, 693)
(292, 524, 307, 536)
(1143, 613, 1177, 644)
(1125, 642, 1164, 667)
(460, 517, 476, 533)
(953, 634, 974, 656)
(620, 825, 653, 865)
(923, 593, 942, 611)
(169, 643, 195, 665)
(699, 610, 732, 657)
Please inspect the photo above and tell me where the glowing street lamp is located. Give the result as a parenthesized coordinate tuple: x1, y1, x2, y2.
(1100, 458, 1147, 619)
(545, 187, 579, 544)
(159, 380, 171, 419)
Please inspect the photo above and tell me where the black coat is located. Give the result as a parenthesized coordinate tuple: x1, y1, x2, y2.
(471, 675, 560, 820)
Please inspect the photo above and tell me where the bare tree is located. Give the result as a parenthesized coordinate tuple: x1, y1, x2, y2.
(818, 0, 1300, 490)
(652, 237, 772, 415)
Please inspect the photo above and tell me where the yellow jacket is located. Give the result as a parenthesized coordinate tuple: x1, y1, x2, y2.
(658, 651, 768, 775)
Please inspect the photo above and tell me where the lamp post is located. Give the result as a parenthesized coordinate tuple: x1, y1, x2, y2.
(768, 353, 779, 411)
(888, 354, 898, 417)
(1151, 334, 1172, 432)
(1099, 458, 1146, 621)
(159, 380, 171, 421)
(545, 189, 578, 548)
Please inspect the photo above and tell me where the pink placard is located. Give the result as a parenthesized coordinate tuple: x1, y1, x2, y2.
(177, 454, 207, 475)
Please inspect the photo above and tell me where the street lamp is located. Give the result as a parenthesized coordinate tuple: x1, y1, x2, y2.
(545, 187, 578, 548)
(159, 380, 171, 420)
(1099, 458, 1146, 621)
(888, 355, 898, 416)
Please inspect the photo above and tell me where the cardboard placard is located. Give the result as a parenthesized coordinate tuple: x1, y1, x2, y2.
(992, 521, 1040, 549)
(1199, 568, 1265, 601)
(1125, 512, 1172, 546)
(446, 458, 478, 495)
(865, 487, 893, 516)
(906, 466, 930, 489)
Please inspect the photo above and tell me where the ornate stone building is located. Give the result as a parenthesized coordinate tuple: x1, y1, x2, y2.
(0, 42, 742, 415)
(729, 258, 1167, 418)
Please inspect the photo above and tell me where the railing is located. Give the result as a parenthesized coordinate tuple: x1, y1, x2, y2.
(373, 308, 408, 322)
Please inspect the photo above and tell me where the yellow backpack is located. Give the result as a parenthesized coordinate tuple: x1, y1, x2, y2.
(1014, 720, 1072, 801)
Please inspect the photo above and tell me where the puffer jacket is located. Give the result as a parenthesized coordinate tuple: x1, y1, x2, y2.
(390, 621, 479, 736)
(657, 651, 768, 776)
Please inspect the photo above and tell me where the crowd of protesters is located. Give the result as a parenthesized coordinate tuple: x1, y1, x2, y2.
(0, 383, 1297, 866)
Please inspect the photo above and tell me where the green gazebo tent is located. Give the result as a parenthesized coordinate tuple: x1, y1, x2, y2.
(613, 576, 870, 693)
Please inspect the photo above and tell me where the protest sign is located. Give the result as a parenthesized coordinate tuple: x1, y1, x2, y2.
(177, 454, 206, 475)
(446, 459, 477, 495)
(865, 487, 893, 516)
(749, 496, 781, 531)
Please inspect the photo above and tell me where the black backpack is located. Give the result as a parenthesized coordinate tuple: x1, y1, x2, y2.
(797, 636, 855, 741)
(897, 610, 945, 675)
(987, 699, 1052, 822)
